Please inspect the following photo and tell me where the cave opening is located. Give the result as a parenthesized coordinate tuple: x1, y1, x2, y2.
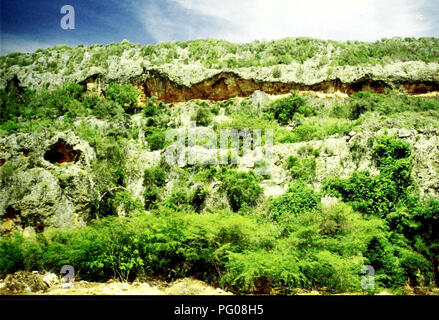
(44, 139, 81, 164)
(2, 206, 20, 235)
(5, 206, 16, 221)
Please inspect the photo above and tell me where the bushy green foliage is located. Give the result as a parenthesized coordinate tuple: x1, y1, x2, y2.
(284, 156, 316, 182)
(272, 67, 282, 78)
(223, 201, 387, 293)
(323, 135, 437, 287)
(0, 194, 436, 292)
(0, 82, 136, 134)
(324, 135, 412, 217)
(145, 128, 167, 151)
(0, 212, 276, 283)
(112, 190, 144, 214)
(267, 91, 309, 125)
(191, 101, 214, 126)
(0, 233, 25, 275)
(190, 185, 210, 212)
(143, 166, 167, 210)
(220, 169, 263, 212)
(143, 97, 165, 117)
(346, 91, 439, 120)
(270, 181, 321, 221)
(90, 98, 125, 119)
(105, 83, 139, 110)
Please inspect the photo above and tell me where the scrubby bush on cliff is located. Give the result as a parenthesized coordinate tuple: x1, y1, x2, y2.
(222, 201, 387, 294)
(284, 155, 317, 182)
(323, 135, 437, 287)
(326, 136, 411, 217)
(272, 66, 282, 78)
(90, 98, 125, 119)
(267, 91, 309, 125)
(346, 91, 439, 120)
(143, 166, 167, 210)
(0, 197, 436, 291)
(105, 83, 139, 111)
(191, 101, 214, 126)
(144, 128, 167, 151)
(0, 212, 277, 283)
(324, 135, 412, 217)
(0, 233, 25, 275)
(219, 169, 263, 212)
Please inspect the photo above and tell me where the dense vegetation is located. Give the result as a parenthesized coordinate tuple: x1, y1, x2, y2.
(1, 135, 438, 293)
(1, 37, 439, 79)
(0, 78, 439, 294)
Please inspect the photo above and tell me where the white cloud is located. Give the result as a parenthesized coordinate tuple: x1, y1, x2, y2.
(133, 0, 236, 42)
(136, 0, 436, 42)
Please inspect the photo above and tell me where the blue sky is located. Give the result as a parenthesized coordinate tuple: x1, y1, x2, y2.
(1, 0, 438, 55)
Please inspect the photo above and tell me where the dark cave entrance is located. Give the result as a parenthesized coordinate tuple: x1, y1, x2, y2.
(44, 140, 81, 164)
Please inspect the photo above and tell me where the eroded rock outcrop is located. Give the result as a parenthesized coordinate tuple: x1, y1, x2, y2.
(0, 132, 95, 234)
(136, 71, 439, 103)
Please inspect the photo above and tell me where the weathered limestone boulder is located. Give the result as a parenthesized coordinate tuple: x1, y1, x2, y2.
(0, 131, 95, 234)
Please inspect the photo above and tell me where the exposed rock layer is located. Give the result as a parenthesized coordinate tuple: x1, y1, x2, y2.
(138, 71, 439, 103)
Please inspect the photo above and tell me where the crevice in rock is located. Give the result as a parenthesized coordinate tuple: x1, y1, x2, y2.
(2, 206, 20, 235)
(20, 149, 30, 157)
(44, 139, 81, 164)
(6, 75, 24, 95)
(134, 71, 439, 103)
(35, 221, 45, 233)
(400, 81, 439, 94)
(79, 73, 102, 95)
(5, 205, 16, 220)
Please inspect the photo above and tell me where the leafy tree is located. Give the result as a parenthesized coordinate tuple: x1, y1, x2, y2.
(267, 91, 308, 125)
(105, 83, 139, 111)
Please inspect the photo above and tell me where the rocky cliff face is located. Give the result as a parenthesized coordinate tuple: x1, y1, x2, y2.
(1, 39, 439, 100)
(0, 131, 95, 235)
(1, 39, 439, 234)
(1, 109, 438, 234)
(3, 62, 439, 103)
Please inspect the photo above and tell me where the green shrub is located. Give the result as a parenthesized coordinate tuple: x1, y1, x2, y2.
(348, 91, 385, 119)
(191, 185, 209, 212)
(267, 91, 308, 125)
(271, 181, 321, 221)
(91, 98, 124, 119)
(105, 83, 139, 110)
(0, 233, 25, 275)
(324, 135, 412, 217)
(191, 103, 213, 126)
(284, 156, 316, 182)
(143, 166, 167, 209)
(64, 82, 84, 100)
(346, 91, 439, 120)
(220, 169, 263, 212)
(222, 249, 306, 293)
(112, 190, 143, 214)
(145, 128, 167, 151)
(272, 67, 282, 78)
